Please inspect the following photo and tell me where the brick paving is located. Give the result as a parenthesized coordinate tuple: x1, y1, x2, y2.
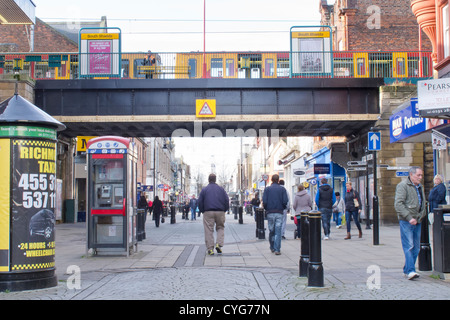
(1, 212, 450, 301)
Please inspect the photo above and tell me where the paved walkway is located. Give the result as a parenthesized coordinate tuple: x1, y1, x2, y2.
(1, 212, 450, 301)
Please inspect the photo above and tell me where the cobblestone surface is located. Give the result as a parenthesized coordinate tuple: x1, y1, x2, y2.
(1, 213, 450, 300)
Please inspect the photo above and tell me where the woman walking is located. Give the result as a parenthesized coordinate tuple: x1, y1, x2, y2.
(292, 185, 313, 238)
(344, 182, 362, 240)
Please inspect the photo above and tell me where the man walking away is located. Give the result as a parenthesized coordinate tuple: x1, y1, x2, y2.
(394, 166, 427, 280)
(189, 195, 198, 221)
(198, 174, 230, 256)
(263, 174, 288, 255)
(315, 178, 336, 240)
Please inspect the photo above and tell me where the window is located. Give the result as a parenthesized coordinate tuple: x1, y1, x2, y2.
(188, 59, 197, 78)
(226, 59, 234, 77)
(357, 58, 366, 76)
(396, 57, 405, 76)
(443, 4, 449, 58)
(265, 59, 274, 76)
(211, 58, 223, 77)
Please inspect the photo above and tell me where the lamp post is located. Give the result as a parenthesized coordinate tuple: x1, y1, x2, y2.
(203, 0, 207, 78)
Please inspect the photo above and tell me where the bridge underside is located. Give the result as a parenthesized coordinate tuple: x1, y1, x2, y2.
(34, 78, 383, 138)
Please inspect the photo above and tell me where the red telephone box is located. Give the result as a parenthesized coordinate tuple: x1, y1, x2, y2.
(86, 136, 137, 256)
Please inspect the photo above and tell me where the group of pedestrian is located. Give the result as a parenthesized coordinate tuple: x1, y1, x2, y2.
(394, 167, 446, 280)
(138, 166, 447, 281)
(137, 193, 164, 227)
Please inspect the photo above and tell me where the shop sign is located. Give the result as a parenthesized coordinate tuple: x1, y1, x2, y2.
(418, 78, 450, 117)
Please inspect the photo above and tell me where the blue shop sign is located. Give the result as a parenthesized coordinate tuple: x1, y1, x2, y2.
(390, 98, 426, 143)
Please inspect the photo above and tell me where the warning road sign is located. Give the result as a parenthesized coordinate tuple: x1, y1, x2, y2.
(196, 99, 216, 118)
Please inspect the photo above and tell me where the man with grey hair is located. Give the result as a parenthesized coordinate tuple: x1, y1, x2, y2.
(394, 166, 427, 280)
(198, 173, 230, 256)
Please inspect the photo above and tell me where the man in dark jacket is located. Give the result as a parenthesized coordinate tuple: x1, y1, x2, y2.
(315, 178, 336, 240)
(263, 174, 288, 255)
(198, 174, 229, 256)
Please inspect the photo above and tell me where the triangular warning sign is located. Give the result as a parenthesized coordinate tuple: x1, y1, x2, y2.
(199, 102, 214, 115)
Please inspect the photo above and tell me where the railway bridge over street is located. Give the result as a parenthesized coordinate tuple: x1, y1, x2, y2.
(34, 77, 384, 139)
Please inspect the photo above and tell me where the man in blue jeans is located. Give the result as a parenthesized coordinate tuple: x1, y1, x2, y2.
(315, 178, 336, 240)
(394, 166, 427, 280)
(263, 174, 288, 255)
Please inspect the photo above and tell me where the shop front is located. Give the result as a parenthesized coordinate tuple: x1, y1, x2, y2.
(390, 95, 449, 202)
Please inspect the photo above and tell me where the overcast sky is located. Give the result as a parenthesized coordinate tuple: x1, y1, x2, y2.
(34, 0, 322, 52)
(33, 0, 322, 178)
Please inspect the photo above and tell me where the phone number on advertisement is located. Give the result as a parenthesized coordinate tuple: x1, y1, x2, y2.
(18, 174, 56, 209)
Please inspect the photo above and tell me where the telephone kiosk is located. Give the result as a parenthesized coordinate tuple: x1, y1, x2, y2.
(86, 136, 138, 256)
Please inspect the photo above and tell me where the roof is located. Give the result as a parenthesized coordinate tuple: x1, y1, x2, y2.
(0, 0, 36, 25)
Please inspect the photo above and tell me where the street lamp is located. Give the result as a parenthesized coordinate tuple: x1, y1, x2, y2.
(203, 0, 207, 78)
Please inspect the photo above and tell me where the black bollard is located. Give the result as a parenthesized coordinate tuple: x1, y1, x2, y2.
(238, 206, 244, 224)
(299, 211, 310, 277)
(170, 205, 176, 224)
(418, 212, 432, 271)
(136, 209, 145, 241)
(308, 210, 324, 287)
(255, 208, 265, 240)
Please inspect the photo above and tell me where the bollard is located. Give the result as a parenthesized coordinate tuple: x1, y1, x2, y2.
(308, 210, 324, 287)
(136, 209, 145, 241)
(299, 211, 310, 277)
(255, 208, 265, 239)
(418, 213, 432, 271)
(233, 205, 238, 220)
(170, 205, 176, 224)
(238, 206, 243, 224)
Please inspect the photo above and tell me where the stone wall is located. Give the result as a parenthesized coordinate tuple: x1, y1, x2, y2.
(0, 80, 34, 102)
(375, 85, 433, 224)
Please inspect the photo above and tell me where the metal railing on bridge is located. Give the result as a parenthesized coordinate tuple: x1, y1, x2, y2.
(0, 50, 432, 81)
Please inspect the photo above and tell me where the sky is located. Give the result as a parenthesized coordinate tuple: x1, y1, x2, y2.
(32, 0, 322, 179)
(34, 0, 322, 52)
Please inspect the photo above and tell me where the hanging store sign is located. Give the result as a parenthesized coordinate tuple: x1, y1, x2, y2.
(418, 78, 450, 117)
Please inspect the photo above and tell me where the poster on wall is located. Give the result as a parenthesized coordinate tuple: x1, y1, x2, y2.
(11, 139, 56, 272)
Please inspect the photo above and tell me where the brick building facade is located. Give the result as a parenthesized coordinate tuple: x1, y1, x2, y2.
(320, 0, 432, 52)
(0, 18, 78, 52)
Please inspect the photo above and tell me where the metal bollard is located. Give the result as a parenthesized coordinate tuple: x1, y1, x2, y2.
(255, 208, 265, 239)
(299, 211, 310, 277)
(136, 209, 145, 241)
(238, 206, 244, 224)
(170, 205, 176, 224)
(418, 213, 432, 271)
(308, 210, 324, 287)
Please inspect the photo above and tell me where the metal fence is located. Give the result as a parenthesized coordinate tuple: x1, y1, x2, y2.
(0, 51, 433, 81)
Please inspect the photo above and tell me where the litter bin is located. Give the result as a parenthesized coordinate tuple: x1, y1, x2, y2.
(433, 206, 450, 278)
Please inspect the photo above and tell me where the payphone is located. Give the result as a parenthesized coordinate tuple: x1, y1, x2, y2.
(86, 136, 137, 256)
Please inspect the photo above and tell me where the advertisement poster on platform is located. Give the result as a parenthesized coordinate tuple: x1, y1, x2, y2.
(89, 40, 112, 74)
